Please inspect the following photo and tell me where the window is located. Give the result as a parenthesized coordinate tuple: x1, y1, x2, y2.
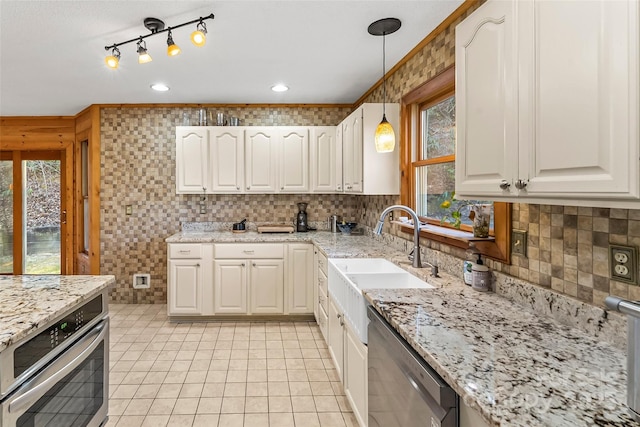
(400, 66, 511, 262)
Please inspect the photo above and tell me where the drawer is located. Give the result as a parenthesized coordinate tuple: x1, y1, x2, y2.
(318, 284, 328, 315)
(169, 243, 202, 259)
(317, 303, 328, 341)
(317, 251, 328, 274)
(214, 243, 284, 259)
(318, 268, 328, 296)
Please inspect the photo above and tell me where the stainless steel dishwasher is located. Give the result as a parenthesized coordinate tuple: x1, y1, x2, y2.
(368, 306, 458, 427)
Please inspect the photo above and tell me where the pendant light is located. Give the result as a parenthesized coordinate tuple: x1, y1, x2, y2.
(166, 30, 181, 56)
(368, 18, 401, 153)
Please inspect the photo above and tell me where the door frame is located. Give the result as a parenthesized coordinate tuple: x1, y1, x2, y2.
(0, 147, 73, 274)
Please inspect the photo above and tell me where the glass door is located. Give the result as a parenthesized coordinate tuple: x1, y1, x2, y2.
(0, 151, 66, 275)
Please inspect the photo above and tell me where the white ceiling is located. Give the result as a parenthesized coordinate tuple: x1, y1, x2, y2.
(0, 0, 463, 116)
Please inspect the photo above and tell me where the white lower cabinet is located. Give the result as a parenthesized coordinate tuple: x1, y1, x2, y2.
(286, 243, 314, 314)
(213, 260, 248, 314)
(167, 243, 213, 316)
(250, 260, 284, 314)
(327, 294, 367, 427)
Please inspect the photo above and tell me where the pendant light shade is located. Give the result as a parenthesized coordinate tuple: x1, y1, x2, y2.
(375, 115, 396, 153)
(191, 20, 208, 47)
(105, 47, 121, 69)
(136, 38, 152, 64)
(368, 18, 401, 153)
(166, 31, 181, 56)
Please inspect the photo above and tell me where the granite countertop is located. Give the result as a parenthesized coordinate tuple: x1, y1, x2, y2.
(0, 275, 115, 352)
(364, 287, 637, 427)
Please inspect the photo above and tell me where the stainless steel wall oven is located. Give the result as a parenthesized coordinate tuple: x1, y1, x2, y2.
(0, 292, 109, 427)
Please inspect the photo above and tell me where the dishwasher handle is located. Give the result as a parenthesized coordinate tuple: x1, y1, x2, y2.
(605, 296, 640, 318)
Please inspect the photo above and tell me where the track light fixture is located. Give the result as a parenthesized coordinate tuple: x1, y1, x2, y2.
(191, 20, 208, 47)
(166, 30, 181, 56)
(104, 13, 214, 69)
(105, 47, 121, 69)
(368, 17, 401, 153)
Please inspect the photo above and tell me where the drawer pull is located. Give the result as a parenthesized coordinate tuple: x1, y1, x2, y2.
(196, 263, 200, 267)
(241, 263, 245, 267)
(243, 250, 255, 254)
(179, 250, 191, 254)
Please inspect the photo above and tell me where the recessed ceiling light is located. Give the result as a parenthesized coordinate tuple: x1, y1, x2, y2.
(271, 84, 289, 92)
(151, 83, 170, 92)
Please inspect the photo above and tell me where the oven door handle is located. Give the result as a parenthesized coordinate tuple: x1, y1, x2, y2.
(8, 318, 108, 415)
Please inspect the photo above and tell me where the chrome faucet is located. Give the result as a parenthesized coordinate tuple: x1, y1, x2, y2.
(374, 205, 423, 268)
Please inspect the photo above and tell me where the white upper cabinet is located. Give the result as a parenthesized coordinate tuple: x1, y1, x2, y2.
(176, 127, 209, 193)
(340, 103, 400, 195)
(279, 128, 309, 192)
(455, 0, 517, 197)
(310, 127, 340, 193)
(209, 128, 244, 193)
(245, 128, 278, 193)
(456, 0, 639, 206)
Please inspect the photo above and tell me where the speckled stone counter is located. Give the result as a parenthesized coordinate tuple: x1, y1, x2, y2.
(364, 287, 637, 427)
(0, 275, 115, 352)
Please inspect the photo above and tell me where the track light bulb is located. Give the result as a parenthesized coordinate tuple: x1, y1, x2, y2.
(166, 30, 181, 56)
(136, 39, 152, 64)
(374, 115, 396, 153)
(105, 47, 120, 69)
(191, 20, 207, 47)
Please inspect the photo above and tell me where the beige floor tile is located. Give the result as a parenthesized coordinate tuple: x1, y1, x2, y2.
(247, 359, 267, 370)
(157, 351, 178, 362)
(310, 382, 334, 396)
(167, 414, 195, 427)
(148, 398, 177, 415)
(185, 370, 207, 384)
(227, 370, 248, 383)
(134, 384, 161, 399)
(201, 382, 226, 398)
(218, 413, 244, 427)
(114, 415, 145, 427)
(269, 412, 295, 427)
(108, 399, 131, 416)
(197, 397, 222, 414)
(268, 396, 292, 413)
(244, 412, 269, 427)
(267, 359, 287, 370)
(140, 414, 169, 427)
(289, 381, 313, 396)
(104, 415, 120, 427)
(193, 414, 220, 427)
(291, 396, 317, 412)
(163, 371, 188, 384)
(245, 396, 269, 413)
(286, 358, 306, 369)
(268, 381, 290, 396)
(335, 395, 351, 412)
(221, 396, 246, 413)
(224, 382, 246, 397)
(179, 383, 204, 398)
(210, 359, 230, 370)
(287, 369, 308, 381)
(294, 412, 321, 427)
(304, 359, 325, 370)
(229, 359, 248, 370)
(156, 384, 182, 399)
(342, 412, 360, 427)
(112, 384, 139, 399)
(268, 369, 288, 382)
(318, 412, 347, 427)
(143, 371, 168, 384)
(190, 359, 212, 371)
(247, 369, 267, 382)
(172, 397, 200, 415)
(170, 360, 192, 372)
(206, 370, 228, 383)
(307, 370, 329, 382)
(246, 382, 268, 397)
(314, 396, 340, 412)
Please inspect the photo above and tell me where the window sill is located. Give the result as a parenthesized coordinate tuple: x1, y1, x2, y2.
(394, 221, 509, 263)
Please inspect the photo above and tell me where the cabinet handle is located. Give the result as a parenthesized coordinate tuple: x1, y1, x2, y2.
(515, 179, 528, 190)
(339, 318, 344, 327)
(246, 186, 250, 190)
(241, 263, 245, 267)
(336, 313, 342, 319)
(196, 263, 200, 267)
(499, 180, 510, 190)
(281, 186, 284, 190)
(179, 250, 191, 254)
(236, 186, 240, 190)
(243, 250, 255, 254)
(253, 263, 256, 267)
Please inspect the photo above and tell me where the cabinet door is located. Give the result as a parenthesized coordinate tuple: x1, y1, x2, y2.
(342, 119, 354, 193)
(335, 124, 344, 192)
(344, 324, 368, 427)
(250, 259, 284, 314)
(327, 297, 344, 382)
(313, 249, 320, 320)
(280, 128, 309, 192)
(519, 0, 639, 199)
(347, 110, 363, 193)
(168, 259, 202, 315)
(245, 128, 277, 192)
(176, 127, 209, 193)
(455, 0, 518, 198)
(214, 260, 247, 314)
(286, 243, 314, 314)
(311, 127, 337, 193)
(210, 128, 244, 193)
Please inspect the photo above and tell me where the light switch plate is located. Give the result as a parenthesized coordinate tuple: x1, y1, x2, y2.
(511, 230, 527, 257)
(609, 244, 637, 285)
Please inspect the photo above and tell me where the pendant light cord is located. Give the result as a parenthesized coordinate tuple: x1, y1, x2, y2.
(382, 32, 386, 116)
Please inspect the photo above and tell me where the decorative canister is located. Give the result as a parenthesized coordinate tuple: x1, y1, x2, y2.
(472, 264, 491, 292)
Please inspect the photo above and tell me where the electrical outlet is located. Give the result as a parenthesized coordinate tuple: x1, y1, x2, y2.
(133, 273, 151, 289)
(610, 244, 638, 285)
(125, 205, 132, 215)
(511, 229, 527, 257)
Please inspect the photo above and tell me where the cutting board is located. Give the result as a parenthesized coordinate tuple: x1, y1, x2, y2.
(257, 224, 295, 233)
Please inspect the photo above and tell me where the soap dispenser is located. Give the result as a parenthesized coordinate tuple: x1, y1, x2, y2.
(471, 254, 491, 292)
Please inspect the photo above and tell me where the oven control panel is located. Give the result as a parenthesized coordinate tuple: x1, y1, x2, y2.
(13, 295, 103, 378)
